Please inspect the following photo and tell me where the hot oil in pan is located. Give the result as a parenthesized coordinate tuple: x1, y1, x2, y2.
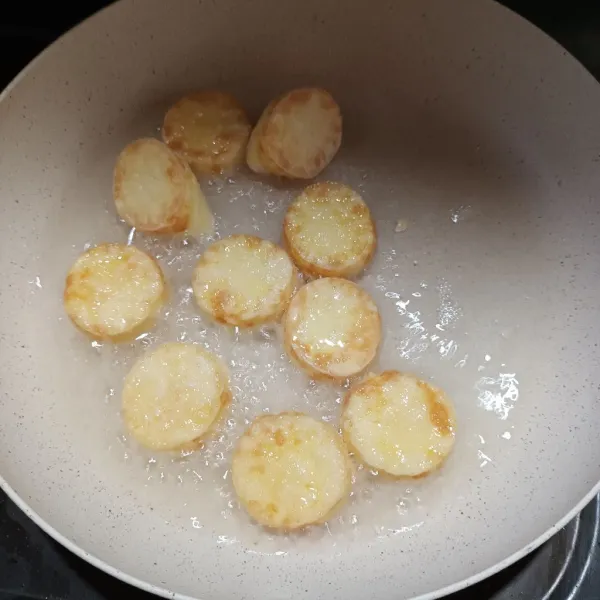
(66, 161, 523, 552)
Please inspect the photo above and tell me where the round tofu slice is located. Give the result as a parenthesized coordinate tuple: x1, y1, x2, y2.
(284, 182, 376, 278)
(283, 278, 381, 380)
(64, 243, 165, 340)
(342, 371, 457, 477)
(260, 88, 342, 179)
(162, 91, 251, 175)
(122, 342, 230, 452)
(113, 138, 213, 235)
(192, 235, 297, 328)
(232, 412, 351, 530)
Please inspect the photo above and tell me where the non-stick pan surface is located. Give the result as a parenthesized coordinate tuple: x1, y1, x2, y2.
(1, 0, 599, 598)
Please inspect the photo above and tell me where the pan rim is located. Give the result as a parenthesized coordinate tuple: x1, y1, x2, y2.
(1, 0, 599, 599)
(2, 470, 599, 599)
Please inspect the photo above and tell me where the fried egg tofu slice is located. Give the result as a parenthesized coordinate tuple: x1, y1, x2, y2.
(192, 234, 297, 328)
(122, 342, 230, 452)
(113, 138, 213, 235)
(283, 278, 381, 381)
(232, 412, 352, 530)
(64, 243, 165, 340)
(162, 91, 251, 175)
(260, 88, 342, 179)
(342, 371, 456, 478)
(246, 98, 286, 176)
(284, 182, 376, 278)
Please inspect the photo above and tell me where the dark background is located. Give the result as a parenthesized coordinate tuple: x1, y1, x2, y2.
(1, 1, 600, 599)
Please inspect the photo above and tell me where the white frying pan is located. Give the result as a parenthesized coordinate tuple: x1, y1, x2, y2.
(1, 0, 599, 598)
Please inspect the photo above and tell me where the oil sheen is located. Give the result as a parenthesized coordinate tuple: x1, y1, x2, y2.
(62, 157, 522, 555)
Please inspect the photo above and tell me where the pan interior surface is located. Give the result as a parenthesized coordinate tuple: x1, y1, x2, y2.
(0, 0, 599, 599)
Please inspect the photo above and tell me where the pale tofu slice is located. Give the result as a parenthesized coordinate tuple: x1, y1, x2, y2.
(162, 91, 251, 175)
(185, 164, 215, 239)
(256, 88, 342, 179)
(342, 371, 456, 478)
(192, 234, 298, 328)
(64, 243, 165, 340)
(283, 182, 376, 278)
(232, 412, 351, 530)
(283, 277, 381, 381)
(122, 342, 230, 452)
(113, 138, 213, 235)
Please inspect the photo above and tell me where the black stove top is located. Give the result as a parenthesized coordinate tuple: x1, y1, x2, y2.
(1, 2, 600, 599)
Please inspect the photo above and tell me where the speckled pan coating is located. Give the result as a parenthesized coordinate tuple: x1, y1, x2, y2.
(0, 1, 600, 599)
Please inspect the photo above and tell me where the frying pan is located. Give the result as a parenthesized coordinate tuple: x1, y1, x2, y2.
(1, 0, 599, 598)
